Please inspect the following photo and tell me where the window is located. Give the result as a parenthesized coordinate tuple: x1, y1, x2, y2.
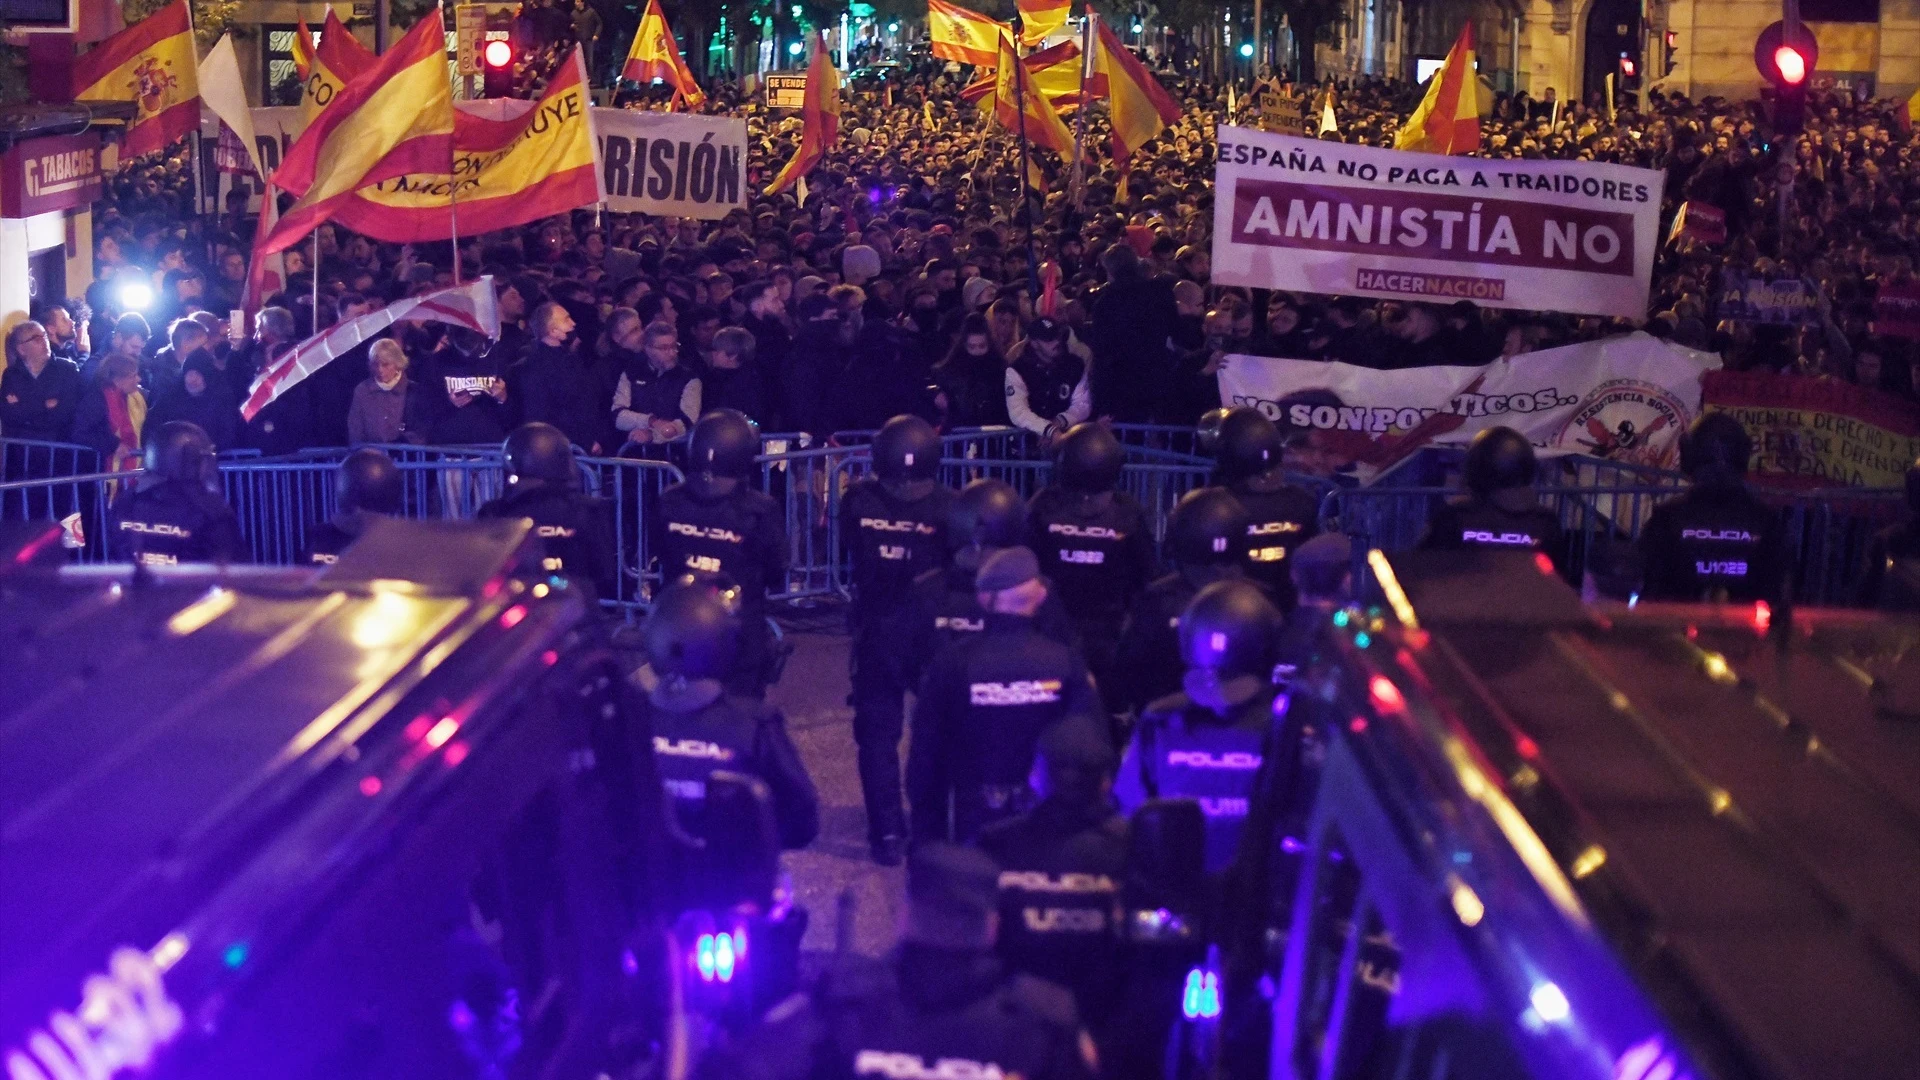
(263, 24, 319, 106)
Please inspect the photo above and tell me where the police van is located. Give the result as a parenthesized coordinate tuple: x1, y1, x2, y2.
(0, 517, 777, 1079)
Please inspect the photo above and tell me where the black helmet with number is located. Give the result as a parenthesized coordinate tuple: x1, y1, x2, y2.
(949, 478, 1026, 552)
(145, 421, 216, 490)
(688, 408, 758, 495)
(873, 414, 942, 490)
(644, 577, 741, 682)
(1167, 487, 1251, 567)
(1463, 426, 1537, 497)
(1679, 413, 1752, 488)
(1196, 408, 1233, 455)
(1055, 422, 1124, 492)
(504, 422, 575, 487)
(1215, 407, 1284, 485)
(338, 447, 402, 515)
(1178, 578, 1281, 678)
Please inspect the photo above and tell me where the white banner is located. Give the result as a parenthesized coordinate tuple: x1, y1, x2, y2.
(1211, 126, 1666, 318)
(594, 110, 748, 220)
(1216, 332, 1721, 482)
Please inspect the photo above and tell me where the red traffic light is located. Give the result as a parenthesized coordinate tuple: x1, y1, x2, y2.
(1665, 30, 1678, 47)
(1619, 56, 1636, 77)
(1773, 44, 1807, 85)
(484, 39, 513, 68)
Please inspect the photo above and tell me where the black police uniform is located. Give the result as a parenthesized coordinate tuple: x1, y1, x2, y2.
(1637, 485, 1787, 603)
(1116, 690, 1276, 874)
(651, 481, 788, 694)
(908, 613, 1100, 844)
(1231, 482, 1320, 609)
(839, 476, 954, 846)
(477, 479, 618, 600)
(1418, 493, 1567, 564)
(1026, 486, 1154, 705)
(109, 481, 246, 566)
(1112, 565, 1241, 718)
(892, 546, 1080, 693)
(976, 800, 1129, 1035)
(646, 679, 819, 852)
(302, 509, 388, 566)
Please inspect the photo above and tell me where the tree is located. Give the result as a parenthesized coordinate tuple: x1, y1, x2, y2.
(121, 0, 244, 47)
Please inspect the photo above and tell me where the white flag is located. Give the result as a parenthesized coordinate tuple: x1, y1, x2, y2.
(242, 278, 502, 421)
(199, 35, 264, 179)
(1318, 89, 1337, 134)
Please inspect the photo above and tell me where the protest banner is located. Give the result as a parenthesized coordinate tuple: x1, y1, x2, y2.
(1210, 126, 1665, 318)
(1716, 273, 1822, 325)
(1216, 332, 1718, 482)
(1254, 90, 1305, 135)
(1871, 279, 1920, 341)
(1702, 369, 1920, 488)
(1666, 201, 1726, 245)
(766, 72, 808, 109)
(595, 109, 748, 220)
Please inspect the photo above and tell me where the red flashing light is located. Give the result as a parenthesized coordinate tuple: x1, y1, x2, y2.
(425, 717, 460, 749)
(404, 716, 432, 740)
(1368, 675, 1405, 714)
(541, 649, 560, 666)
(1349, 716, 1369, 734)
(1619, 57, 1636, 77)
(1534, 552, 1556, 576)
(499, 604, 528, 629)
(444, 741, 471, 767)
(359, 775, 383, 797)
(1773, 45, 1807, 85)
(1515, 735, 1540, 760)
(484, 39, 513, 69)
(1753, 601, 1772, 630)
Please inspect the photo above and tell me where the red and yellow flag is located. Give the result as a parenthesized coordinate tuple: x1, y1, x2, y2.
(299, 9, 378, 128)
(1090, 16, 1180, 176)
(73, 0, 199, 159)
(961, 39, 1097, 110)
(622, 0, 706, 109)
(1016, 0, 1069, 45)
(292, 18, 315, 80)
(330, 49, 602, 242)
(1395, 23, 1479, 154)
(988, 31, 1074, 154)
(765, 36, 841, 195)
(928, 0, 1006, 67)
(262, 11, 455, 255)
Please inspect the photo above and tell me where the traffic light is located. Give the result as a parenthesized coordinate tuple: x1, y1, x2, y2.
(1618, 53, 1640, 91)
(482, 38, 514, 98)
(1754, 21, 1816, 135)
(1664, 30, 1679, 76)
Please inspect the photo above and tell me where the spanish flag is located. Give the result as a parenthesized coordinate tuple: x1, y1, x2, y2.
(1016, 0, 1069, 45)
(928, 0, 1005, 68)
(1395, 23, 1479, 154)
(622, 0, 706, 109)
(331, 49, 603, 242)
(73, 0, 200, 160)
(765, 34, 840, 195)
(989, 32, 1074, 154)
(262, 11, 455, 255)
(1090, 15, 1179, 178)
(961, 39, 1096, 110)
(299, 9, 377, 128)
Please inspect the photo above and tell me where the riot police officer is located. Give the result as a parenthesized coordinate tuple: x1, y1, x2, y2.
(1212, 407, 1319, 611)
(1638, 413, 1786, 603)
(909, 546, 1101, 844)
(640, 578, 819, 853)
(652, 409, 787, 696)
(1419, 425, 1568, 572)
(1113, 486, 1253, 718)
(1859, 458, 1920, 605)
(840, 414, 954, 864)
(1116, 579, 1281, 874)
(304, 448, 402, 566)
(695, 843, 1096, 1080)
(976, 716, 1129, 1046)
(1027, 422, 1154, 711)
(109, 421, 246, 566)
(894, 477, 1077, 698)
(476, 422, 616, 600)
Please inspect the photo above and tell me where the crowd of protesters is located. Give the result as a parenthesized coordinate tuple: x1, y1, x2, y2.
(8, 52, 1920, 478)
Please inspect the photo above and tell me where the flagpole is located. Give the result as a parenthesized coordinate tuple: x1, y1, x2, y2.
(1011, 24, 1037, 290)
(1069, 11, 1092, 209)
(310, 230, 320, 332)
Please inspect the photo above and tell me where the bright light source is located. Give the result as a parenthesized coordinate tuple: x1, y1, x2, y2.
(1450, 881, 1485, 926)
(1774, 44, 1807, 84)
(118, 280, 154, 311)
(888, 21, 898, 31)
(788, 40, 804, 55)
(1530, 981, 1571, 1023)
(1239, 42, 1253, 57)
(483, 39, 512, 68)
(1132, 22, 1143, 32)
(1619, 56, 1636, 77)
(1181, 968, 1221, 1019)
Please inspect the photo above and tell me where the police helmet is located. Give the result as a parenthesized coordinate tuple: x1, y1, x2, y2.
(145, 421, 216, 489)
(872, 414, 941, 483)
(1214, 407, 1284, 484)
(1054, 422, 1124, 492)
(337, 448, 403, 515)
(1179, 579, 1281, 678)
(504, 422, 575, 486)
(1462, 426, 1537, 497)
(1166, 487, 1251, 566)
(1679, 413, 1752, 486)
(689, 409, 759, 481)
(949, 478, 1026, 551)
(643, 578, 741, 682)
(1196, 407, 1232, 455)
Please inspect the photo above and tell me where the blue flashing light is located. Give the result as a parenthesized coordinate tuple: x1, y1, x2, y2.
(1332, 610, 1350, 627)
(222, 941, 249, 969)
(694, 929, 748, 983)
(1182, 967, 1222, 1019)
(695, 934, 716, 980)
(1353, 631, 1371, 648)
